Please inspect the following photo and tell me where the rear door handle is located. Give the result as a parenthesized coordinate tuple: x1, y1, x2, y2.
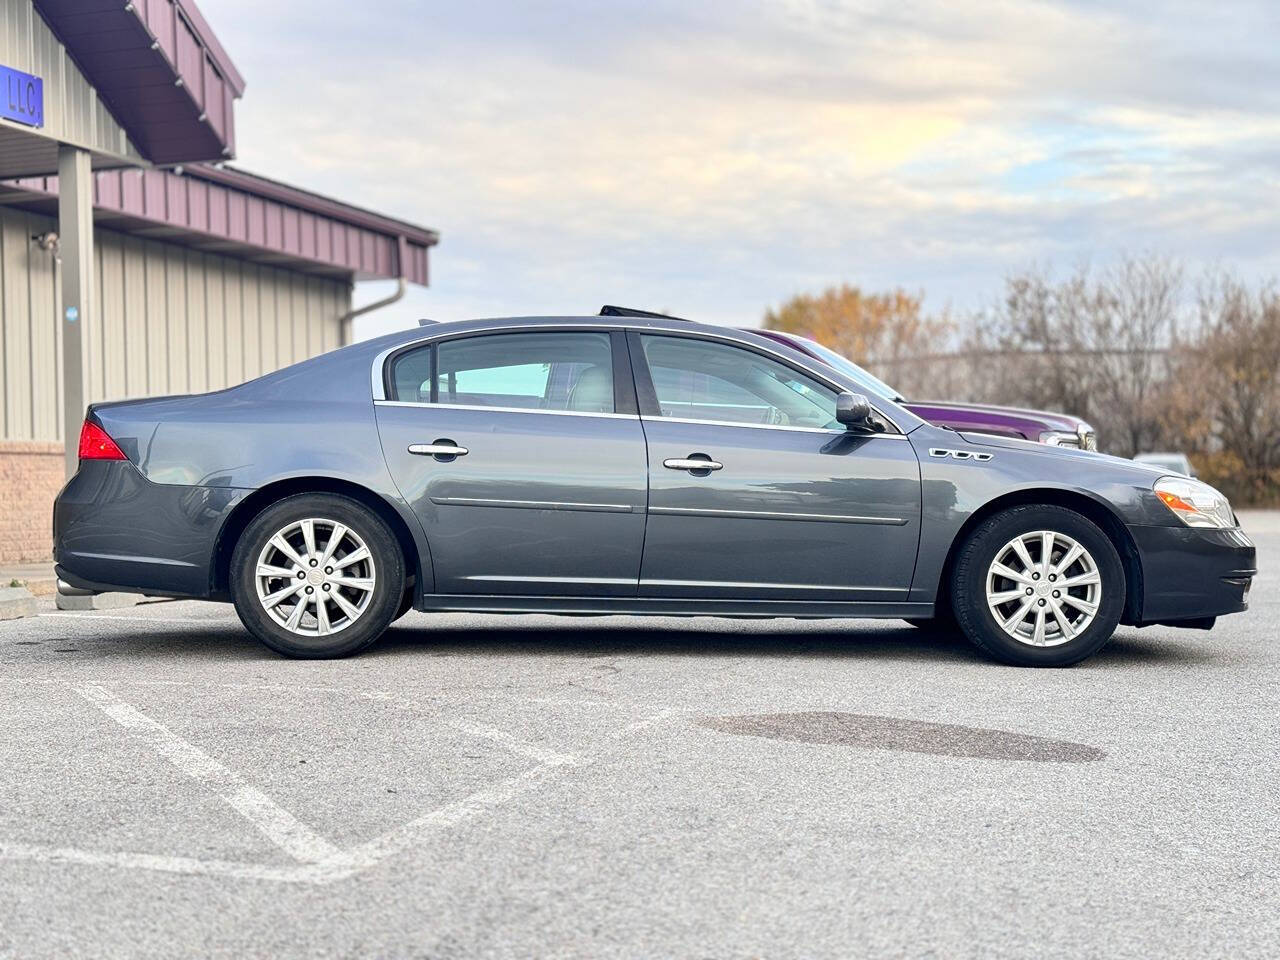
(663, 456, 722, 472)
(409, 441, 468, 459)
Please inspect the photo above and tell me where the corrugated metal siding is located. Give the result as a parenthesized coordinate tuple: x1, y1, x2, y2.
(0, 205, 352, 443)
(0, 0, 144, 170)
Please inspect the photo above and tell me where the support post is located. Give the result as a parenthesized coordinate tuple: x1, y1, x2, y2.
(58, 145, 94, 477)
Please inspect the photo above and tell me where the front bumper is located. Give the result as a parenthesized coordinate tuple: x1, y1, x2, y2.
(1129, 523, 1256, 625)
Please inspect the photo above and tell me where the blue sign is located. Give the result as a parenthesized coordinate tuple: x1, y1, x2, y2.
(1, 65, 43, 129)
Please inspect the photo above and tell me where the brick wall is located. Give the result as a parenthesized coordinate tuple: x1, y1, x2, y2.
(0, 441, 63, 564)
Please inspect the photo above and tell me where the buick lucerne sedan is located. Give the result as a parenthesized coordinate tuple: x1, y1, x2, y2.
(54, 309, 1256, 666)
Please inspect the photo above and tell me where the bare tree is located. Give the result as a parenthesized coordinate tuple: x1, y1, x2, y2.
(968, 257, 1182, 456)
(1176, 275, 1280, 503)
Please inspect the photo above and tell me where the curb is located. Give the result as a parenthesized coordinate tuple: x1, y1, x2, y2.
(0, 586, 39, 620)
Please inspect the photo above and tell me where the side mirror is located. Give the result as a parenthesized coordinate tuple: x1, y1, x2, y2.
(835, 391, 873, 430)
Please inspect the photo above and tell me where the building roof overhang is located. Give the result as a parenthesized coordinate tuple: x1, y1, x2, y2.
(0, 163, 437, 284)
(33, 0, 242, 165)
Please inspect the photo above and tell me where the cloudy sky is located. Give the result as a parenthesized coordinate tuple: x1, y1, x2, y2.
(205, 0, 1280, 338)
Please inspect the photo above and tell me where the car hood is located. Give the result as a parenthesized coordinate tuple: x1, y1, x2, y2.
(914, 400, 1087, 432)
(959, 431, 1162, 476)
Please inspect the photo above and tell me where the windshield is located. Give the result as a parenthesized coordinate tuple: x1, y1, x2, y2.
(789, 336, 905, 402)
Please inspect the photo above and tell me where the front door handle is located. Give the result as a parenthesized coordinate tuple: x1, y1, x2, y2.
(408, 440, 469, 461)
(663, 456, 723, 472)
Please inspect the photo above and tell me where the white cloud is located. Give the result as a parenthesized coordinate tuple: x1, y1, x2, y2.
(201, 0, 1280, 334)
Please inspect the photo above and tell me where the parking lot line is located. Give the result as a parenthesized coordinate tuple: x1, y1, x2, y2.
(438, 719, 580, 766)
(2, 677, 684, 886)
(0, 841, 321, 884)
(74, 684, 343, 864)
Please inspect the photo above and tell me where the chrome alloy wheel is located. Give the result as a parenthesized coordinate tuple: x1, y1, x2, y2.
(985, 530, 1102, 647)
(254, 518, 377, 637)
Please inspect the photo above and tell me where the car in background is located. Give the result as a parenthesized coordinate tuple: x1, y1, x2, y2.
(1135, 452, 1196, 478)
(749, 328, 1097, 450)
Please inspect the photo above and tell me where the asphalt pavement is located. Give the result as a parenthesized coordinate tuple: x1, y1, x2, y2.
(1, 515, 1276, 959)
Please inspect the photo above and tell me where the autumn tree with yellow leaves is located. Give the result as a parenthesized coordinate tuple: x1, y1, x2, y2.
(762, 285, 953, 399)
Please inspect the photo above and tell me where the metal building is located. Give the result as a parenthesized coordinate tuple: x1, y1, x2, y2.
(0, 0, 437, 565)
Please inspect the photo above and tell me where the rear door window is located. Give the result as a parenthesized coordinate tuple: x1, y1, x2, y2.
(389, 331, 615, 413)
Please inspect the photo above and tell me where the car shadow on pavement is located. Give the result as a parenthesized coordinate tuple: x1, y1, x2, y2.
(1085, 630, 1222, 666)
(35, 615, 1222, 668)
(372, 620, 981, 665)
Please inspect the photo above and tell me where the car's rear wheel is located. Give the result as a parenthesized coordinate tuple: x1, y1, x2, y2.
(951, 505, 1125, 667)
(231, 493, 405, 658)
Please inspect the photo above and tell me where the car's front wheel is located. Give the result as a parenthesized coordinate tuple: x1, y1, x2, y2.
(231, 493, 405, 658)
(951, 505, 1126, 667)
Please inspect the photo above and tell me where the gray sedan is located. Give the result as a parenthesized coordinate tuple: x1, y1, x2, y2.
(54, 310, 1256, 666)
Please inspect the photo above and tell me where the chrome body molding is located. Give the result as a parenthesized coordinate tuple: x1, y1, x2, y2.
(648, 506, 909, 525)
(428, 496, 636, 513)
(638, 579, 907, 594)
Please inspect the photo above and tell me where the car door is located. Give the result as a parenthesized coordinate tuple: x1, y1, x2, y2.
(375, 328, 647, 596)
(629, 331, 922, 602)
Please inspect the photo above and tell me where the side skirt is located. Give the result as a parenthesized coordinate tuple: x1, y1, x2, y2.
(417, 594, 936, 619)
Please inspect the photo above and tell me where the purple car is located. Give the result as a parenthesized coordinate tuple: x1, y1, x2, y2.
(749, 329, 1097, 450)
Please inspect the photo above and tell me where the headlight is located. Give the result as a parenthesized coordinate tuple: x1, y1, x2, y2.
(1039, 430, 1081, 447)
(1153, 476, 1236, 529)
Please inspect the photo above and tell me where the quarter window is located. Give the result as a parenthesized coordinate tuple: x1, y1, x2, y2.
(389, 332, 615, 413)
(639, 335, 840, 428)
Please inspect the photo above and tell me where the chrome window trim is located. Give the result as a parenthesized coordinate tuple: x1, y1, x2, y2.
(643, 414, 909, 439)
(368, 321, 909, 434)
(374, 399, 640, 420)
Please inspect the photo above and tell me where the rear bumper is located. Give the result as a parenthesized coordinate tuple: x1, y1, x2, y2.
(54, 460, 243, 599)
(1130, 523, 1256, 625)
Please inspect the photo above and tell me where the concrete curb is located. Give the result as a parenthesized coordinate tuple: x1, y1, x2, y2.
(0, 586, 39, 620)
(55, 591, 140, 611)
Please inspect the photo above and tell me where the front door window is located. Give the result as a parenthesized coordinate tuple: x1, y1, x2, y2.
(639, 334, 838, 428)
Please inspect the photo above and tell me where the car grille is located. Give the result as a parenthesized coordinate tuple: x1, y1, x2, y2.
(1081, 431, 1097, 451)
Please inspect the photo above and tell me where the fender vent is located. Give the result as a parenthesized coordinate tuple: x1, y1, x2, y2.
(929, 448, 993, 462)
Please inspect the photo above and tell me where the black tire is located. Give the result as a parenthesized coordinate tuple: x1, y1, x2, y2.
(951, 504, 1126, 667)
(231, 493, 405, 658)
(393, 589, 414, 622)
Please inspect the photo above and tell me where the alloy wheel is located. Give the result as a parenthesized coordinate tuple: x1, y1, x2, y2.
(985, 530, 1102, 647)
(254, 518, 377, 637)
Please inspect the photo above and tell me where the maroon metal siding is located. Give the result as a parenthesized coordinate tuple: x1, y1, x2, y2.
(2, 165, 436, 285)
(33, 0, 242, 165)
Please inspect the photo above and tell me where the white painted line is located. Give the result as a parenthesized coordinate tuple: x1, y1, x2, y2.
(614, 707, 681, 738)
(74, 685, 341, 864)
(4, 697, 684, 886)
(439, 719, 580, 766)
(335, 758, 576, 876)
(333, 707, 682, 879)
(0, 841, 318, 884)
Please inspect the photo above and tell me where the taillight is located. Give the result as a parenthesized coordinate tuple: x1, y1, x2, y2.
(78, 420, 127, 461)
